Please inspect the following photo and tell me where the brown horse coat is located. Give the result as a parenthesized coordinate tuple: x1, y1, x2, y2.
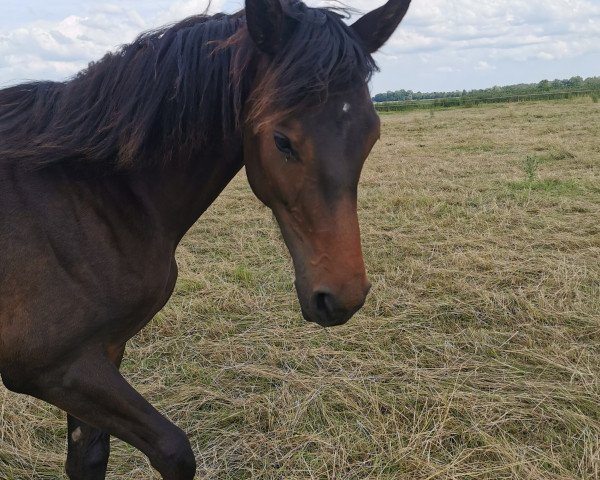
(0, 1, 411, 478)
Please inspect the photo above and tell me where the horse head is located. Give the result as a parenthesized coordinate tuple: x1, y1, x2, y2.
(242, 0, 411, 327)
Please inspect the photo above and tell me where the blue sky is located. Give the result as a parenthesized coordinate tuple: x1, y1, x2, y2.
(1, 0, 599, 94)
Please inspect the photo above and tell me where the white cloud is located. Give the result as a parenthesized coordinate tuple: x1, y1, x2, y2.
(353, 0, 600, 91)
(475, 61, 495, 71)
(0, 6, 146, 84)
(1, 0, 599, 91)
(157, 0, 227, 24)
(379, 0, 600, 59)
(0, 1, 223, 86)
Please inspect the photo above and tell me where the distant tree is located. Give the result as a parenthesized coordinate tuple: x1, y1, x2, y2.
(568, 76, 584, 87)
(585, 77, 600, 88)
(371, 76, 600, 103)
(538, 80, 550, 91)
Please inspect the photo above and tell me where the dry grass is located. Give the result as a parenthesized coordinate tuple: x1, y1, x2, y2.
(1, 97, 600, 479)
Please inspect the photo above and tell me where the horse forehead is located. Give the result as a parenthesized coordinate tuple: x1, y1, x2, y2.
(297, 92, 376, 139)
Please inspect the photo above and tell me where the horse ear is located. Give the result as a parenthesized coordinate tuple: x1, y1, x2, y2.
(245, 0, 293, 55)
(351, 0, 412, 54)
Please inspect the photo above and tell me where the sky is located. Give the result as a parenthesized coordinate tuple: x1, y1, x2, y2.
(1, 0, 599, 95)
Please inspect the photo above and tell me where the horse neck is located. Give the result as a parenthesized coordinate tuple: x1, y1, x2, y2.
(136, 139, 245, 244)
(139, 57, 260, 242)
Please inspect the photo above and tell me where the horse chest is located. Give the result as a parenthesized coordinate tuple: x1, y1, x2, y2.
(103, 256, 179, 341)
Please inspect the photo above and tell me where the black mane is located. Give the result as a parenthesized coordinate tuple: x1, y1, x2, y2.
(0, 4, 376, 170)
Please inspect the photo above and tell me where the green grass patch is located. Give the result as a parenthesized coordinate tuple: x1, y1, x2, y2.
(174, 277, 205, 295)
(508, 178, 582, 195)
(233, 264, 254, 286)
(451, 142, 496, 153)
(539, 149, 575, 162)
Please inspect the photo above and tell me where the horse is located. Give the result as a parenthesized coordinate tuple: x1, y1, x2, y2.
(0, 0, 411, 478)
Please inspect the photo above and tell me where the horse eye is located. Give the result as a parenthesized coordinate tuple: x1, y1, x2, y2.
(273, 132, 295, 160)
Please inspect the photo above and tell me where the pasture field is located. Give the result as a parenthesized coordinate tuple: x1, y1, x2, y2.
(1, 97, 599, 479)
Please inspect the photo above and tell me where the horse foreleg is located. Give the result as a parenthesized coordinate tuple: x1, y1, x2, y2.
(35, 351, 196, 480)
(65, 346, 125, 480)
(66, 416, 111, 480)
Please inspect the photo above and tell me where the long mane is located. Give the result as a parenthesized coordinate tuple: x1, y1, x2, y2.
(0, 5, 376, 170)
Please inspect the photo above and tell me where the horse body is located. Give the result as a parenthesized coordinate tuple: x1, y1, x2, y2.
(0, 1, 411, 479)
(1, 150, 242, 478)
(0, 144, 243, 380)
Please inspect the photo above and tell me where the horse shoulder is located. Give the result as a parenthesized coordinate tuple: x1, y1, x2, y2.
(0, 169, 178, 380)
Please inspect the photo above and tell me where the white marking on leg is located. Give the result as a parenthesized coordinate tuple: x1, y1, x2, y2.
(343, 102, 351, 113)
(71, 426, 83, 443)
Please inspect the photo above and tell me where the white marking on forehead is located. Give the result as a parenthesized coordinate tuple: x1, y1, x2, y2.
(342, 102, 351, 113)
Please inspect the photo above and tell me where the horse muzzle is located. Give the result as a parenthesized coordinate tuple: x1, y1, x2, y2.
(298, 280, 372, 327)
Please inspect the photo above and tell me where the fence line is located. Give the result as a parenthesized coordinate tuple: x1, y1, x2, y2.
(374, 90, 600, 112)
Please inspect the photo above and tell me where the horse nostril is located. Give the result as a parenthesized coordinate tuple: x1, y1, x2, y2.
(314, 291, 336, 319)
(312, 289, 344, 325)
(310, 289, 365, 327)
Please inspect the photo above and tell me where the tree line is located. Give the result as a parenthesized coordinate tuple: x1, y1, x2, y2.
(372, 76, 600, 103)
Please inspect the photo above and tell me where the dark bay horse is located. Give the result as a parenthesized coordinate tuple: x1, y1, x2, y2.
(0, 0, 411, 478)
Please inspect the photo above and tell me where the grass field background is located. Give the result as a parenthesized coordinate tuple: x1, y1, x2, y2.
(1, 98, 599, 479)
